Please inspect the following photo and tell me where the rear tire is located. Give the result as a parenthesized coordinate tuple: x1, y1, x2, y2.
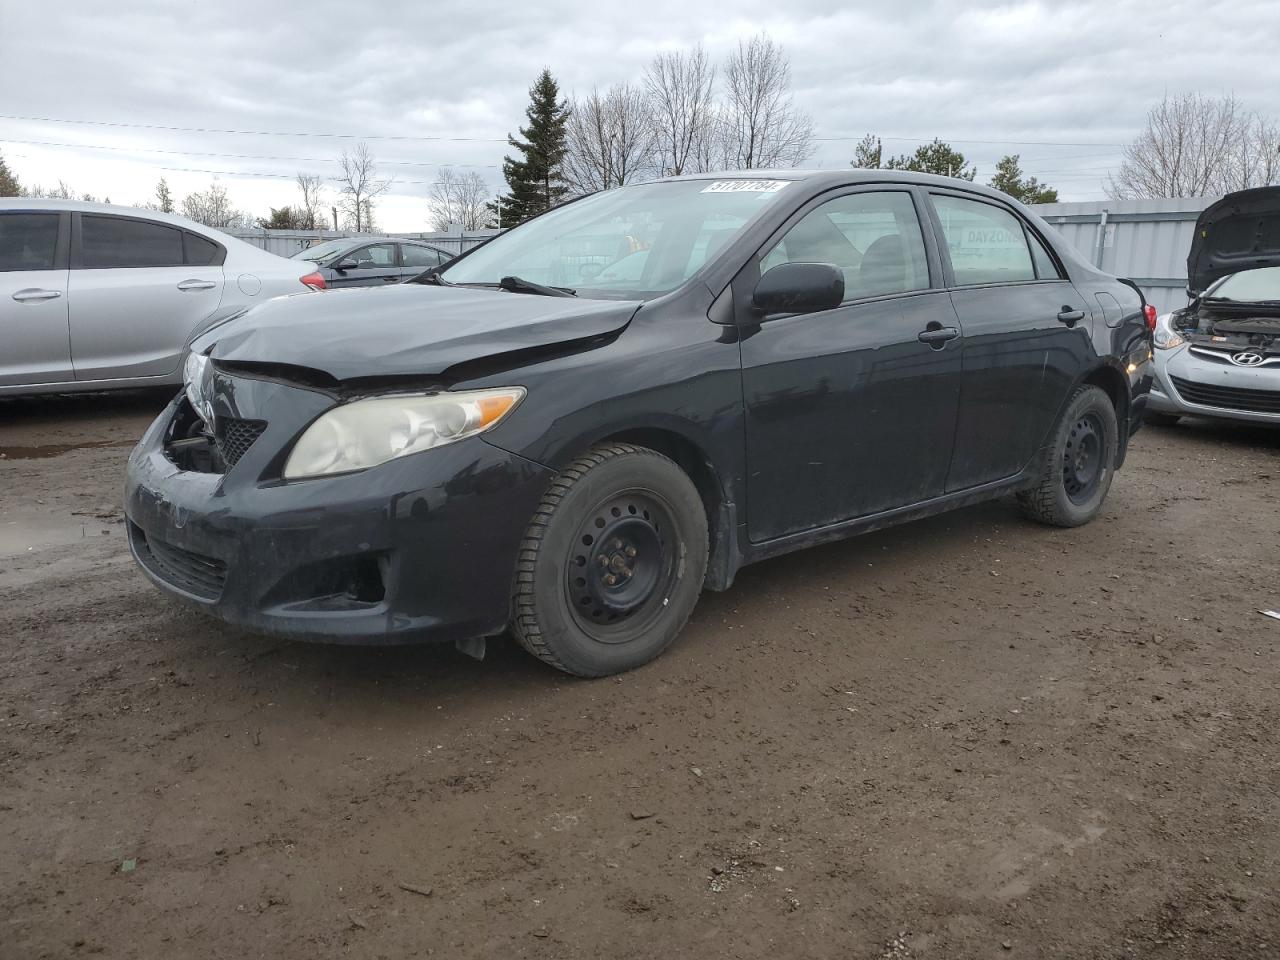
(1017, 384, 1118, 528)
(1144, 411, 1180, 428)
(511, 443, 708, 677)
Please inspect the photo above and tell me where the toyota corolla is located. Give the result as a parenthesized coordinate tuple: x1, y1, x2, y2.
(124, 171, 1153, 676)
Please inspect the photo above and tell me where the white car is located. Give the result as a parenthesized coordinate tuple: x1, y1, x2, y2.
(0, 199, 325, 395)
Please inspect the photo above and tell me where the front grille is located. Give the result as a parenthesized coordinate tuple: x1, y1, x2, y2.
(129, 523, 227, 601)
(215, 418, 267, 467)
(1170, 375, 1280, 414)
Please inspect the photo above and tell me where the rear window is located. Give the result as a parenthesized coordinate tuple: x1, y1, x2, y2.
(0, 213, 60, 272)
(82, 215, 184, 268)
(931, 194, 1036, 285)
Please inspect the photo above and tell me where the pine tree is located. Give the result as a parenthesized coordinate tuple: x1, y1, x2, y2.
(850, 133, 882, 169)
(494, 69, 570, 226)
(885, 139, 977, 180)
(990, 154, 1059, 204)
(155, 177, 175, 213)
(0, 150, 22, 197)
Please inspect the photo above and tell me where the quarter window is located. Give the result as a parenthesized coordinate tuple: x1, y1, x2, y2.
(402, 244, 442, 268)
(82, 215, 184, 268)
(761, 191, 930, 300)
(0, 213, 59, 272)
(183, 232, 222, 266)
(1028, 229, 1062, 279)
(931, 195, 1035, 285)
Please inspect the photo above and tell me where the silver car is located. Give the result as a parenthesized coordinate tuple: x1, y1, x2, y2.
(1148, 187, 1280, 426)
(0, 199, 324, 396)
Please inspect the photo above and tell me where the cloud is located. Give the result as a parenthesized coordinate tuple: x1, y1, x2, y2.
(1, 0, 1276, 227)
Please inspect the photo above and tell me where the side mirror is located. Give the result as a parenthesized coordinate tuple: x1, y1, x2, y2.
(335, 258, 359, 272)
(752, 262, 845, 316)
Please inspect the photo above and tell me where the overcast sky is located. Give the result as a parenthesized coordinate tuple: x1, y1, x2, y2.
(2, 0, 1277, 231)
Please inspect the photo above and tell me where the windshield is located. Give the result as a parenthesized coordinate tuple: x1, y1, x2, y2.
(441, 178, 793, 299)
(290, 239, 350, 263)
(1205, 266, 1280, 302)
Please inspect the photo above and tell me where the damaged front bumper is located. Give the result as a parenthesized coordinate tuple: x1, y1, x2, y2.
(123, 373, 552, 645)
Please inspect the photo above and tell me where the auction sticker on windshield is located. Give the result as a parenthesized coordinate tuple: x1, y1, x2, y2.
(701, 180, 789, 193)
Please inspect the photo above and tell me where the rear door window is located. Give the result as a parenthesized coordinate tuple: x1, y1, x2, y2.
(930, 194, 1036, 285)
(402, 244, 442, 268)
(81, 215, 184, 268)
(1028, 229, 1062, 279)
(0, 213, 60, 271)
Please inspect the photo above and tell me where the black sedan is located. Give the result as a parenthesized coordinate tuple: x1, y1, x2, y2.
(125, 171, 1153, 676)
(289, 237, 454, 288)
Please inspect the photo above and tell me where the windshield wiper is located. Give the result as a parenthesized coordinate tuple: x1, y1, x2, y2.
(499, 275, 576, 297)
(408, 269, 454, 286)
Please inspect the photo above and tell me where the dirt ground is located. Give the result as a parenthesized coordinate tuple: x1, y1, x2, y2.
(1, 390, 1278, 960)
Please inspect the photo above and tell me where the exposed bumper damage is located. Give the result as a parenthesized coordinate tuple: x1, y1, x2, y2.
(123, 372, 553, 646)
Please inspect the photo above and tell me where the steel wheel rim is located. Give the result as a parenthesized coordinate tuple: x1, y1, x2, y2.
(1063, 411, 1104, 503)
(565, 490, 678, 641)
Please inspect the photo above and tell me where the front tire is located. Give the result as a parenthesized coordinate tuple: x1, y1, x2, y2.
(1017, 384, 1118, 528)
(511, 443, 708, 677)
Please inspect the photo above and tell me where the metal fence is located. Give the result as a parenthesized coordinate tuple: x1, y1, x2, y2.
(225, 226, 500, 259)
(1031, 197, 1217, 315)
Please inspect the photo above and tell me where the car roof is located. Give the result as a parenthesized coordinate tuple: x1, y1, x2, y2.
(332, 236, 451, 253)
(656, 168, 1020, 203)
(0, 196, 217, 230)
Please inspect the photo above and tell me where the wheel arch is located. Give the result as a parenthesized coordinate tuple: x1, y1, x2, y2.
(1080, 361, 1131, 468)
(587, 425, 739, 592)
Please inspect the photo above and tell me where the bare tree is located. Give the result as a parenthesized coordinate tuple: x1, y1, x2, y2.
(180, 179, 251, 229)
(295, 173, 324, 230)
(564, 84, 655, 195)
(718, 35, 814, 170)
(1107, 93, 1280, 198)
(644, 45, 717, 176)
(428, 168, 494, 230)
(336, 143, 391, 232)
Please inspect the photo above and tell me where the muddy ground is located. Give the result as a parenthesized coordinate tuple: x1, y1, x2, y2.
(1, 390, 1278, 960)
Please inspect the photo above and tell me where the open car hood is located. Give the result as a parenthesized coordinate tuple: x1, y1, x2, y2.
(1188, 186, 1280, 295)
(194, 284, 638, 383)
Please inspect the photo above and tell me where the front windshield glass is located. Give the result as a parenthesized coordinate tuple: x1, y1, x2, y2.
(441, 178, 793, 299)
(290, 239, 349, 263)
(1207, 266, 1280, 302)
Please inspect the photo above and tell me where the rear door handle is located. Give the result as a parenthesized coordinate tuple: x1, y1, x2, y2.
(11, 288, 62, 302)
(1058, 306, 1085, 326)
(177, 279, 217, 291)
(381, 275, 399, 282)
(918, 326, 960, 345)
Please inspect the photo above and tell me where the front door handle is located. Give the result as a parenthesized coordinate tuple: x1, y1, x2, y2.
(12, 288, 63, 302)
(177, 279, 218, 291)
(918, 325, 960, 347)
(381, 275, 399, 282)
(1058, 306, 1085, 326)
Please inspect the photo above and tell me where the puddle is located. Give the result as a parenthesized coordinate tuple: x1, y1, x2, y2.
(0, 514, 120, 558)
(0, 439, 135, 460)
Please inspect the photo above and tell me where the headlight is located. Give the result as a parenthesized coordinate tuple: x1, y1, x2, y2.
(1152, 313, 1185, 350)
(183, 351, 214, 424)
(282, 387, 525, 480)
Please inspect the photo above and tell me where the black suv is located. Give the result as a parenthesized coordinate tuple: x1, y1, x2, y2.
(125, 171, 1154, 676)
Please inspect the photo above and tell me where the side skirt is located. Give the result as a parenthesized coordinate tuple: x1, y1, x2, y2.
(736, 469, 1037, 570)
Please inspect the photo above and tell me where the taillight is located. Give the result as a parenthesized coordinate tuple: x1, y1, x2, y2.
(300, 271, 326, 291)
(1143, 304, 1157, 330)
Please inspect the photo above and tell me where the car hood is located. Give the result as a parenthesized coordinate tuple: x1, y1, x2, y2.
(1188, 186, 1280, 295)
(193, 284, 639, 382)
